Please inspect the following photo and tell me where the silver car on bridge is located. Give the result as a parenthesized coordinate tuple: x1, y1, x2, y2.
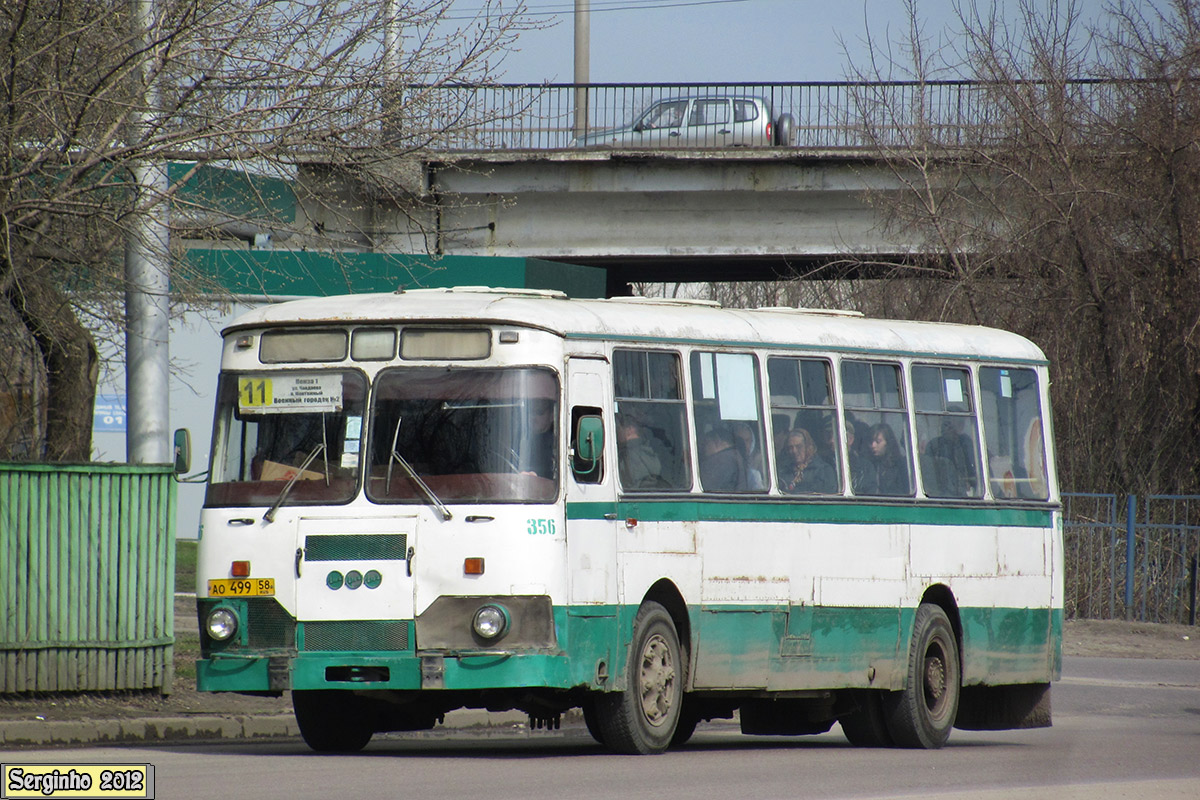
(573, 96, 795, 148)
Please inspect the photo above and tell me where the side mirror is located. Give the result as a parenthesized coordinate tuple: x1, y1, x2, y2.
(573, 415, 604, 477)
(173, 428, 192, 474)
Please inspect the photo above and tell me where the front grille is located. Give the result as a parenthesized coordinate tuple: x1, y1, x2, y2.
(198, 597, 296, 655)
(305, 533, 407, 561)
(302, 620, 410, 651)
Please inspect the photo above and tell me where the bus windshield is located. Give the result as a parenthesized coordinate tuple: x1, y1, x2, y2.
(206, 370, 367, 508)
(367, 367, 559, 504)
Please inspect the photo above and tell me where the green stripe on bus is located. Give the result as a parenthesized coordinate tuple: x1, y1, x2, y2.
(567, 500, 1052, 527)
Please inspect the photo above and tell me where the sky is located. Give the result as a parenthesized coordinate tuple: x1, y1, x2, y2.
(486, 0, 968, 83)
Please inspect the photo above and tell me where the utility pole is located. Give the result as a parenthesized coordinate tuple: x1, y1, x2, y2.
(573, 0, 590, 138)
(126, 0, 171, 464)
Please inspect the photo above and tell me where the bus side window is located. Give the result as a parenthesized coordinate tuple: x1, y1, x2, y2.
(912, 365, 983, 499)
(979, 367, 1049, 500)
(767, 356, 840, 494)
(841, 360, 914, 497)
(691, 351, 767, 493)
(613, 349, 691, 491)
(571, 406, 604, 483)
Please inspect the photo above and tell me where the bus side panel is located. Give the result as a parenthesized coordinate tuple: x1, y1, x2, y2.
(912, 522, 1058, 686)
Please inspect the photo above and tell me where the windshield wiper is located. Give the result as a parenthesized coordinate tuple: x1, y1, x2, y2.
(387, 418, 452, 521)
(263, 442, 326, 523)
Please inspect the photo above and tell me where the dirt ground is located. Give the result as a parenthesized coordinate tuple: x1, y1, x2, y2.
(1, 617, 1196, 723)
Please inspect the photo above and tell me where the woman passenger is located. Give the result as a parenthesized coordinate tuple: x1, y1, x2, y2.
(862, 423, 910, 496)
(778, 428, 837, 494)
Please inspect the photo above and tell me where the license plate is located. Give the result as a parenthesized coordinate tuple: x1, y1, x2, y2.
(207, 578, 275, 597)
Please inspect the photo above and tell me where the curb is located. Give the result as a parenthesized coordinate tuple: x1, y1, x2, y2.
(0, 709, 530, 749)
(0, 714, 299, 749)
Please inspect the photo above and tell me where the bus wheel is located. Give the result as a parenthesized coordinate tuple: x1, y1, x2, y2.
(883, 603, 961, 749)
(582, 698, 606, 746)
(670, 698, 700, 747)
(594, 601, 683, 754)
(838, 690, 894, 747)
(293, 690, 374, 753)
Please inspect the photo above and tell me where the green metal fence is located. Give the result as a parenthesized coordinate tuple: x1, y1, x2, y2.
(0, 463, 176, 694)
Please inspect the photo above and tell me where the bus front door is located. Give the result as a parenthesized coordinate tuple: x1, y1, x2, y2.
(294, 514, 420, 647)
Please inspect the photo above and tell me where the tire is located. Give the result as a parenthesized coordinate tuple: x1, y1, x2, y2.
(774, 113, 795, 146)
(838, 690, 894, 747)
(293, 690, 374, 753)
(593, 601, 685, 754)
(669, 699, 700, 747)
(882, 603, 961, 749)
(582, 698, 606, 746)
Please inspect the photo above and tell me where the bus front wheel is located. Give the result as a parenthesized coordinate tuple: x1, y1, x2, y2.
(883, 603, 961, 749)
(293, 690, 374, 753)
(593, 601, 684, 754)
(839, 690, 894, 747)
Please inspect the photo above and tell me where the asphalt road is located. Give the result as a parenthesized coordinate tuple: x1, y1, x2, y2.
(6, 656, 1198, 800)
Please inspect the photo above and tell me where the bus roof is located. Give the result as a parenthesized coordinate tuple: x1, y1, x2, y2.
(224, 288, 1047, 364)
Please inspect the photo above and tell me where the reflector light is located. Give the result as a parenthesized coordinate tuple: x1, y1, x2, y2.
(235, 335, 254, 350)
(464, 558, 485, 575)
(231, 560, 250, 578)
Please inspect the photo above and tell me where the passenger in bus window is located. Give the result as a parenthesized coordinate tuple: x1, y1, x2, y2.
(778, 428, 836, 494)
(616, 414, 663, 489)
(733, 422, 766, 490)
(842, 416, 868, 493)
(699, 425, 746, 491)
(861, 423, 910, 496)
(518, 399, 557, 479)
(924, 418, 977, 497)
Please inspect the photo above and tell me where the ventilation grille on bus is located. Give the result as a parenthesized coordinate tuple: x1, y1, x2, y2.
(302, 620, 410, 652)
(304, 533, 408, 561)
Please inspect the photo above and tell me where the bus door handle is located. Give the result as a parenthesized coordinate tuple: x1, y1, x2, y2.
(295, 548, 304, 578)
(407, 546, 415, 577)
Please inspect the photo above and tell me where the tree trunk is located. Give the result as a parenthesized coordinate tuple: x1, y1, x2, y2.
(4, 267, 98, 461)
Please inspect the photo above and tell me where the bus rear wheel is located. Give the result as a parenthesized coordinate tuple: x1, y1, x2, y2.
(883, 603, 961, 749)
(293, 690, 374, 753)
(593, 601, 684, 754)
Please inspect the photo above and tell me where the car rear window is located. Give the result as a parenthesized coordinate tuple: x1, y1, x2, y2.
(734, 100, 759, 123)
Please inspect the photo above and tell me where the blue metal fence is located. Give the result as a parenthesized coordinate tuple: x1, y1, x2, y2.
(1063, 493, 1200, 624)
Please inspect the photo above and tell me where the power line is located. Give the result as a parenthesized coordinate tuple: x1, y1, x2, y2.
(439, 0, 755, 22)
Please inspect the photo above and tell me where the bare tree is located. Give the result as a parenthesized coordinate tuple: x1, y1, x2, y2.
(827, 0, 1200, 494)
(0, 0, 536, 461)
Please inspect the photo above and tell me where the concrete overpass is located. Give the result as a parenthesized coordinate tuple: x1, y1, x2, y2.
(424, 148, 913, 285)
(296, 146, 918, 292)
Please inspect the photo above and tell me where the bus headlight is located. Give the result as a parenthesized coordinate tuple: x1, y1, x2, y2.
(472, 604, 509, 640)
(206, 607, 239, 642)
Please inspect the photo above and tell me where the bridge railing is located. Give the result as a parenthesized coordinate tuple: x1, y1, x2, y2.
(171, 80, 1122, 153)
(382, 80, 1117, 151)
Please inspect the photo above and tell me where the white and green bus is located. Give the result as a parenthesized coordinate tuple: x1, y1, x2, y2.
(196, 287, 1061, 754)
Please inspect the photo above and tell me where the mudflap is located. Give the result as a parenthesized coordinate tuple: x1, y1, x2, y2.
(954, 682, 1052, 730)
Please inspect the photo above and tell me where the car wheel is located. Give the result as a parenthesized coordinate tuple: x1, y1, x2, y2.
(775, 113, 795, 146)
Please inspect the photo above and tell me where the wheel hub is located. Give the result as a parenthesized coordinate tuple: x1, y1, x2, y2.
(639, 633, 677, 726)
(924, 653, 946, 706)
